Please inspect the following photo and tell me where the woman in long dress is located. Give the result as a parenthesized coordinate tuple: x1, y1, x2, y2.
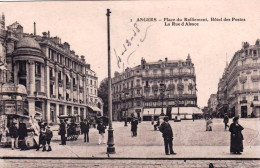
(229, 116, 244, 154)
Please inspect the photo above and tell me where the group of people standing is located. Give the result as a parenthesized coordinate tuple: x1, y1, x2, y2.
(37, 121, 53, 152)
(6, 117, 53, 152)
(8, 118, 28, 150)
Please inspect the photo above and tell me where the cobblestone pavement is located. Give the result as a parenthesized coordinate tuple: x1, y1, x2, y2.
(1, 159, 260, 168)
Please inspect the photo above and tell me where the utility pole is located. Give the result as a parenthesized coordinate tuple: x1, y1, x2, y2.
(106, 9, 115, 154)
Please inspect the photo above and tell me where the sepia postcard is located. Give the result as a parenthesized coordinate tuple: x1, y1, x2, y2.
(0, 0, 259, 167)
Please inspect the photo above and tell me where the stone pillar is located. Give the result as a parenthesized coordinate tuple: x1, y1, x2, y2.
(70, 73, 73, 102)
(64, 104, 67, 115)
(28, 61, 35, 96)
(77, 106, 80, 116)
(42, 101, 46, 121)
(71, 105, 74, 115)
(248, 104, 252, 117)
(236, 98, 241, 117)
(46, 100, 50, 123)
(56, 103, 60, 121)
(63, 69, 66, 99)
(14, 61, 18, 85)
(77, 75, 80, 103)
(46, 65, 50, 98)
(41, 63, 45, 92)
(83, 77, 86, 104)
(26, 61, 30, 94)
(28, 99, 35, 117)
(83, 107, 86, 119)
(55, 66, 58, 98)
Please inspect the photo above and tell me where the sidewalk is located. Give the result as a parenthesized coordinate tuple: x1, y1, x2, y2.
(1, 119, 259, 159)
(1, 144, 260, 159)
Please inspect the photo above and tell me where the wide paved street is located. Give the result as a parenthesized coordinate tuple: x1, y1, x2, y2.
(0, 118, 259, 160)
(63, 118, 260, 147)
(1, 159, 260, 168)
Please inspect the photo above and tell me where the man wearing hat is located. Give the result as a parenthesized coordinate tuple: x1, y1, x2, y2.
(9, 122, 19, 150)
(223, 114, 229, 131)
(44, 125, 53, 152)
(59, 120, 67, 145)
(97, 119, 106, 145)
(131, 116, 138, 137)
(159, 116, 176, 155)
(81, 119, 90, 143)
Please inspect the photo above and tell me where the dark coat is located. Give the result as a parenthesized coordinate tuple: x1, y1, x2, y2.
(229, 123, 244, 153)
(45, 129, 53, 140)
(59, 122, 67, 135)
(18, 123, 28, 139)
(81, 122, 90, 133)
(9, 124, 19, 138)
(224, 116, 229, 123)
(97, 123, 106, 134)
(159, 121, 173, 139)
(131, 119, 138, 131)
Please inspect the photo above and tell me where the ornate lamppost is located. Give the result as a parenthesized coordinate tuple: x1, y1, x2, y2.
(159, 83, 166, 116)
(174, 99, 181, 122)
(106, 9, 115, 154)
(124, 91, 129, 126)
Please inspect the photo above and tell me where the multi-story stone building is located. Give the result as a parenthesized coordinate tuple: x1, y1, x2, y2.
(112, 56, 200, 121)
(0, 13, 8, 84)
(217, 39, 260, 118)
(207, 94, 217, 116)
(1, 15, 103, 123)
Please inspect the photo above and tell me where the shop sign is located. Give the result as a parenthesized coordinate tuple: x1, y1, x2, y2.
(1, 84, 27, 95)
(4, 101, 16, 115)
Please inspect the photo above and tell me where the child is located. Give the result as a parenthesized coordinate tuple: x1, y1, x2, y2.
(45, 126, 53, 151)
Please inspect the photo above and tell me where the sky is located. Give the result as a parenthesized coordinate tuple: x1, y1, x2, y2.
(0, 0, 259, 108)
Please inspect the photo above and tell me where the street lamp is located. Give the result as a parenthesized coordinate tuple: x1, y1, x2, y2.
(106, 9, 115, 154)
(124, 91, 129, 126)
(174, 99, 181, 122)
(159, 83, 166, 116)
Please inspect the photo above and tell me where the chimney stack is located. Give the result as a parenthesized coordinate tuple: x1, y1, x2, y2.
(34, 22, 36, 35)
(48, 31, 50, 38)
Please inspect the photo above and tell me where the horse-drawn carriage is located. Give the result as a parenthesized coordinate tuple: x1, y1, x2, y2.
(58, 115, 81, 141)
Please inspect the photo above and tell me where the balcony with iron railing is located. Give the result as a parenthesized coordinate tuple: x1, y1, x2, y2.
(35, 106, 42, 113)
(50, 94, 56, 99)
(35, 72, 41, 78)
(73, 85, 77, 91)
(34, 91, 46, 97)
(58, 82, 63, 87)
(58, 94, 64, 100)
(135, 84, 142, 89)
(66, 82, 71, 89)
(50, 76, 55, 82)
(79, 86, 84, 93)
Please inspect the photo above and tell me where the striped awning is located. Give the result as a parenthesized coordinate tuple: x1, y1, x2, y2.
(143, 108, 167, 116)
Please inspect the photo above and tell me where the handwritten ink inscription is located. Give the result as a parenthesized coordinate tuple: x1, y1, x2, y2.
(114, 22, 152, 68)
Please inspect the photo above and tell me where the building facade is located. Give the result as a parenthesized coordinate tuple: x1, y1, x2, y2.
(0, 13, 8, 84)
(207, 94, 217, 116)
(112, 56, 198, 121)
(0, 15, 103, 123)
(217, 39, 260, 118)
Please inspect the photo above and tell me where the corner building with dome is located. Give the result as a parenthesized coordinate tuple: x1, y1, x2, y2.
(1, 16, 103, 123)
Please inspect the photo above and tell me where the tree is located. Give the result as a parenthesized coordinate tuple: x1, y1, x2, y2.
(98, 78, 108, 117)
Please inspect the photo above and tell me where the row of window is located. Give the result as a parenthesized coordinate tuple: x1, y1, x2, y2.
(114, 68, 194, 82)
(48, 48, 86, 74)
